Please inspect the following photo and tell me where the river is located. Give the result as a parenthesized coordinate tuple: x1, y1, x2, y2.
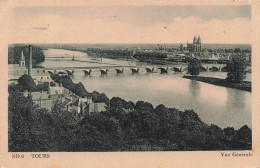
(39, 49, 252, 129)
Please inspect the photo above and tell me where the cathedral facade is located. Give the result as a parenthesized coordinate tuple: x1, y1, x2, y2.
(180, 35, 202, 53)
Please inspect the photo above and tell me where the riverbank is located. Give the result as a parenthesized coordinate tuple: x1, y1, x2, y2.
(183, 75, 251, 92)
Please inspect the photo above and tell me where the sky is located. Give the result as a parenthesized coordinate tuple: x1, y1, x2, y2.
(10, 5, 251, 44)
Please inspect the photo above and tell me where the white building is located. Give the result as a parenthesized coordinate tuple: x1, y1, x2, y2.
(30, 91, 52, 111)
(8, 50, 28, 84)
(86, 102, 107, 115)
(31, 69, 52, 84)
(60, 94, 107, 115)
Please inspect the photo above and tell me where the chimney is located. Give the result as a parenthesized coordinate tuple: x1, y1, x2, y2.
(28, 45, 32, 76)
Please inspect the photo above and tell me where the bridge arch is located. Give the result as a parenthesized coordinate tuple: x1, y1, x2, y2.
(115, 68, 124, 73)
(221, 66, 228, 72)
(209, 66, 220, 72)
(172, 67, 182, 72)
(145, 67, 154, 73)
(131, 68, 139, 74)
(100, 69, 109, 75)
(158, 67, 168, 74)
(200, 66, 207, 72)
(66, 70, 73, 75)
(83, 69, 92, 75)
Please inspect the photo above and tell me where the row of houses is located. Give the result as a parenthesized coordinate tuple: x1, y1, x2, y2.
(24, 82, 107, 115)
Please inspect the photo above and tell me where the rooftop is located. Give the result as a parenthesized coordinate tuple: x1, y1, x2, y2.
(31, 91, 50, 101)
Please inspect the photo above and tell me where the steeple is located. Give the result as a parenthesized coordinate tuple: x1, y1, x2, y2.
(197, 35, 201, 44)
(193, 36, 197, 44)
(20, 50, 25, 61)
(19, 50, 25, 67)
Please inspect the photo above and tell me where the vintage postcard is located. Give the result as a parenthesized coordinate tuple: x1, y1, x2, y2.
(0, 0, 260, 167)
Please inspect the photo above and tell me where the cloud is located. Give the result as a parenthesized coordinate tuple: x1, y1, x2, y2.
(11, 14, 251, 44)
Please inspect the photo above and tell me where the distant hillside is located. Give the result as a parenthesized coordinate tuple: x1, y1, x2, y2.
(8, 45, 45, 66)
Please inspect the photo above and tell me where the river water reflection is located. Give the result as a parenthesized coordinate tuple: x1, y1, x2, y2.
(40, 49, 251, 129)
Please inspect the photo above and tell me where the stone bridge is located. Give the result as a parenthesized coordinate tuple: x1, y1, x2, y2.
(46, 64, 229, 75)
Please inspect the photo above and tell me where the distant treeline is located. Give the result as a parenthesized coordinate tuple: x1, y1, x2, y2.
(8, 45, 45, 66)
(132, 51, 167, 60)
(86, 48, 132, 58)
(8, 75, 252, 151)
(83, 48, 169, 60)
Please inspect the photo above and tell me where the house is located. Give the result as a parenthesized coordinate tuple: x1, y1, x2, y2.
(30, 91, 52, 111)
(71, 96, 92, 113)
(64, 94, 108, 115)
(49, 86, 65, 95)
(61, 97, 74, 112)
(31, 69, 52, 84)
(85, 102, 107, 115)
(72, 98, 87, 113)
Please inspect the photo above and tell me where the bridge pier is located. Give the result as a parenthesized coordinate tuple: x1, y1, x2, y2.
(158, 67, 168, 74)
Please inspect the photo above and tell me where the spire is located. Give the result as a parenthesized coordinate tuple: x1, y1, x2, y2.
(193, 36, 197, 44)
(19, 50, 26, 67)
(20, 50, 25, 61)
(197, 35, 201, 44)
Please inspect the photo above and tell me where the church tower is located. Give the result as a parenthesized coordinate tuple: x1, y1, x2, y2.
(19, 50, 25, 67)
(197, 35, 201, 52)
(193, 36, 197, 52)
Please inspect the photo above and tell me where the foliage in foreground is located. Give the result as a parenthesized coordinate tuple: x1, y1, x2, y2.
(8, 87, 252, 152)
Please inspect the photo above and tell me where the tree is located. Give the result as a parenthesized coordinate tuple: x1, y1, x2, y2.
(17, 74, 36, 91)
(226, 56, 247, 83)
(50, 81, 56, 86)
(188, 58, 201, 77)
(8, 45, 45, 65)
(35, 82, 49, 91)
(8, 91, 34, 151)
(92, 91, 109, 104)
